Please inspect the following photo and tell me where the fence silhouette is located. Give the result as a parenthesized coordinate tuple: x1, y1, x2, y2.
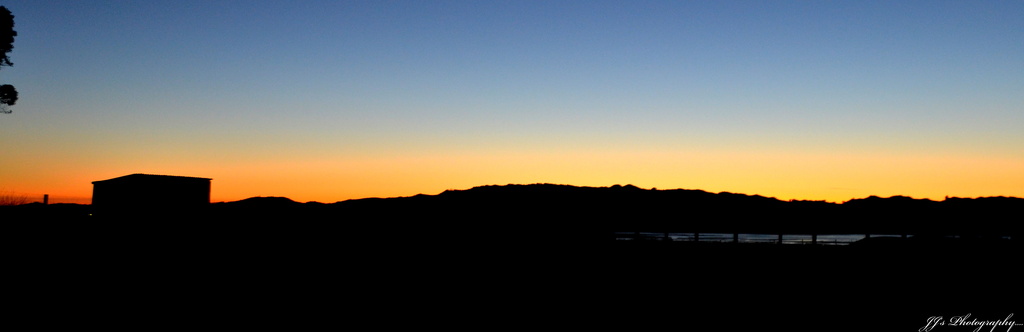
(611, 232, 986, 245)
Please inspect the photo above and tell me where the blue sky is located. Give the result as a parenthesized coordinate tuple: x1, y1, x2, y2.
(2, 0, 1022, 202)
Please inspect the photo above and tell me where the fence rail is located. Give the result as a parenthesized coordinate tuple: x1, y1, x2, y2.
(611, 232, 997, 245)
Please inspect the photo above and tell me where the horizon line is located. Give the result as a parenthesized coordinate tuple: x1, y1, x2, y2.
(6, 183, 1022, 206)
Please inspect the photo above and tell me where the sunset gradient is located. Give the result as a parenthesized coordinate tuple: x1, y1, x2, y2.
(2, 1, 1021, 204)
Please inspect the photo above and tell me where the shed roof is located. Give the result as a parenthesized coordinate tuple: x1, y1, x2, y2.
(92, 173, 212, 184)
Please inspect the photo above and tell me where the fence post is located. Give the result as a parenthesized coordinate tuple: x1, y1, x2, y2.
(733, 233, 739, 243)
(811, 234, 817, 245)
(777, 234, 783, 245)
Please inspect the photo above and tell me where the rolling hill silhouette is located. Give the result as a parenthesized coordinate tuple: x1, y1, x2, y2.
(5, 183, 1021, 242)
(198, 183, 1021, 242)
(6, 183, 1020, 329)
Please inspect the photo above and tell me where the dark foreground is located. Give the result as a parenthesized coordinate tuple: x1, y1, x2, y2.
(6, 183, 1022, 330)
(9, 220, 1019, 331)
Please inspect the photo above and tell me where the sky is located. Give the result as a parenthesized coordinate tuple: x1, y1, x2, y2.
(1, 0, 1022, 204)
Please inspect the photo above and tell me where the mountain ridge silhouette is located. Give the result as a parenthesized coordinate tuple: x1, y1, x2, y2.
(6, 183, 1018, 327)
(239, 183, 1024, 205)
(4, 183, 1021, 249)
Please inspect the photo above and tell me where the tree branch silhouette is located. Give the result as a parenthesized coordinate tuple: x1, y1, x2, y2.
(0, 6, 17, 114)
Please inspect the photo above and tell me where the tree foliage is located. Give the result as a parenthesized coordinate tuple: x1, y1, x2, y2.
(0, 6, 14, 67)
(0, 6, 16, 111)
(0, 84, 15, 105)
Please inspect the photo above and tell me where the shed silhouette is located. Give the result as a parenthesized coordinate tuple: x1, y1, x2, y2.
(92, 174, 211, 218)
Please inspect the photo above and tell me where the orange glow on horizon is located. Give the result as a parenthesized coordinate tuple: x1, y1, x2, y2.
(5, 146, 1021, 205)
